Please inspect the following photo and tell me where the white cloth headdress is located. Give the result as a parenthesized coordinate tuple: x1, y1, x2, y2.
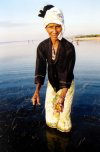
(43, 7, 65, 40)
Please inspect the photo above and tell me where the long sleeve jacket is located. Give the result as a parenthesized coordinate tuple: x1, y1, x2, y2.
(34, 37, 76, 91)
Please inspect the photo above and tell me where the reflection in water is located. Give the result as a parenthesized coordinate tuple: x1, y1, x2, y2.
(46, 127, 71, 152)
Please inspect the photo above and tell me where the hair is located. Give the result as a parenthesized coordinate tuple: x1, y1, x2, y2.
(38, 4, 54, 18)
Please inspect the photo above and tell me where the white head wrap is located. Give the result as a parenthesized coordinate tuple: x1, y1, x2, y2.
(43, 7, 64, 40)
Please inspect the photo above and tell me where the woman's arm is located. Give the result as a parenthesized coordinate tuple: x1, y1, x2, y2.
(60, 88, 68, 99)
(31, 83, 42, 105)
(35, 43, 47, 85)
(53, 88, 68, 112)
(32, 43, 47, 105)
(58, 45, 76, 89)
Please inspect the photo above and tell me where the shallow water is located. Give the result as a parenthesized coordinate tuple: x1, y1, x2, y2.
(0, 40, 100, 152)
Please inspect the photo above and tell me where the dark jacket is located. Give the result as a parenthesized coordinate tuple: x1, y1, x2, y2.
(34, 37, 76, 91)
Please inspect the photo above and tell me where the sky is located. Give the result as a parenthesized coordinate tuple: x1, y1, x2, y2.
(0, 0, 100, 41)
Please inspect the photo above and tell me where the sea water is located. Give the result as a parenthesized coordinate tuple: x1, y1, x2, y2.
(0, 40, 100, 151)
(0, 40, 100, 114)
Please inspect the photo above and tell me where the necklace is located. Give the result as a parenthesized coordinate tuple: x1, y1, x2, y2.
(52, 46, 57, 60)
(52, 46, 56, 55)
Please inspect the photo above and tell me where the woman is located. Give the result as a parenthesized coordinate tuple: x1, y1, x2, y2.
(32, 5, 76, 132)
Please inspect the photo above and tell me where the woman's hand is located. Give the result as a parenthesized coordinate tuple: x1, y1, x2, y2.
(53, 88, 68, 113)
(31, 83, 41, 105)
(53, 97, 64, 113)
(31, 91, 41, 105)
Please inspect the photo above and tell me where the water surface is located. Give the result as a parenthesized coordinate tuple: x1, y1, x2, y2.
(0, 40, 100, 152)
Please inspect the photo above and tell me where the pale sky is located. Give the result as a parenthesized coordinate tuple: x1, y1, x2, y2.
(0, 0, 100, 41)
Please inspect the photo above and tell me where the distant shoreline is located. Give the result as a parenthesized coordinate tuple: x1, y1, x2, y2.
(73, 34, 100, 41)
(0, 35, 100, 45)
(74, 36, 100, 41)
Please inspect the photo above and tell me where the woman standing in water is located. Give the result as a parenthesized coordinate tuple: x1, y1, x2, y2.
(32, 5, 76, 132)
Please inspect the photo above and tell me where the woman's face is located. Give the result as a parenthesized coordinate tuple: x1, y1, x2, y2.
(45, 23, 62, 40)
